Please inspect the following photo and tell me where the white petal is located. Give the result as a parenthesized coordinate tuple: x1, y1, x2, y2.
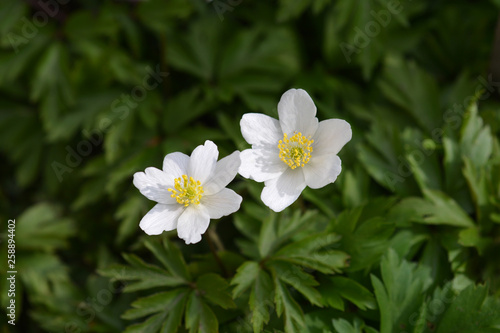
(278, 89, 318, 137)
(303, 154, 342, 189)
(139, 203, 184, 235)
(239, 148, 287, 182)
(163, 152, 190, 177)
(202, 188, 242, 219)
(188, 140, 218, 184)
(177, 205, 211, 244)
(312, 119, 352, 156)
(261, 168, 306, 212)
(133, 167, 176, 204)
(204, 151, 241, 195)
(240, 113, 283, 146)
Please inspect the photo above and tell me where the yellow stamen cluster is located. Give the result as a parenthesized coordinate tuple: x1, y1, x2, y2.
(168, 175, 204, 207)
(278, 132, 314, 169)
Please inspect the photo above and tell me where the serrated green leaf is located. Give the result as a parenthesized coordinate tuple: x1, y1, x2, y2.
(332, 317, 365, 333)
(231, 261, 260, 299)
(271, 261, 322, 307)
(436, 285, 500, 333)
(123, 312, 166, 333)
(16, 203, 75, 251)
(197, 273, 235, 309)
(460, 103, 493, 169)
(330, 202, 396, 271)
(390, 189, 475, 228)
(320, 276, 376, 311)
(98, 253, 185, 293)
(250, 269, 274, 333)
(275, 233, 341, 257)
(122, 288, 189, 320)
(145, 239, 190, 281)
(273, 274, 305, 333)
(258, 213, 278, 258)
(371, 274, 391, 333)
(185, 291, 218, 333)
(161, 291, 188, 333)
(377, 58, 441, 133)
(371, 249, 432, 333)
(276, 251, 350, 274)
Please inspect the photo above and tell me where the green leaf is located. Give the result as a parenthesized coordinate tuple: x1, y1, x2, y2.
(357, 122, 419, 196)
(271, 230, 349, 274)
(122, 289, 189, 320)
(332, 317, 367, 333)
(166, 17, 221, 81)
(98, 253, 185, 293)
(277, 0, 314, 21)
(104, 110, 136, 163)
(458, 227, 490, 255)
(0, 33, 47, 83)
(371, 276, 392, 333)
(231, 261, 260, 299)
(330, 203, 395, 271)
(161, 291, 188, 333)
(271, 261, 322, 307)
(377, 57, 441, 133)
(342, 166, 371, 208)
(402, 129, 443, 192)
(390, 189, 475, 228)
(460, 103, 493, 169)
(16, 203, 75, 251)
(162, 88, 210, 134)
(274, 251, 350, 275)
(137, 0, 192, 33)
(31, 43, 74, 132)
(197, 273, 235, 309)
(258, 212, 278, 258)
(436, 285, 500, 333)
(123, 312, 166, 333)
(273, 274, 305, 333)
(462, 156, 496, 227)
(250, 269, 274, 333)
(371, 249, 432, 333)
(185, 291, 218, 333)
(17, 252, 72, 300)
(275, 232, 341, 258)
(0, 0, 26, 35)
(319, 276, 376, 311)
(145, 239, 191, 281)
(115, 195, 148, 245)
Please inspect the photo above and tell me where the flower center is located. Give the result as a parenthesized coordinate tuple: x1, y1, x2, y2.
(278, 132, 314, 169)
(168, 175, 204, 207)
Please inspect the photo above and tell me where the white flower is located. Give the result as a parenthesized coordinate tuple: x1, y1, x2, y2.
(239, 89, 352, 212)
(133, 140, 242, 244)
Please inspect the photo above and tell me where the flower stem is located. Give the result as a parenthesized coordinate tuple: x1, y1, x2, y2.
(206, 228, 229, 278)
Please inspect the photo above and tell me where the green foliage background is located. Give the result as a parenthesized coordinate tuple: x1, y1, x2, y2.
(1, 0, 500, 332)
